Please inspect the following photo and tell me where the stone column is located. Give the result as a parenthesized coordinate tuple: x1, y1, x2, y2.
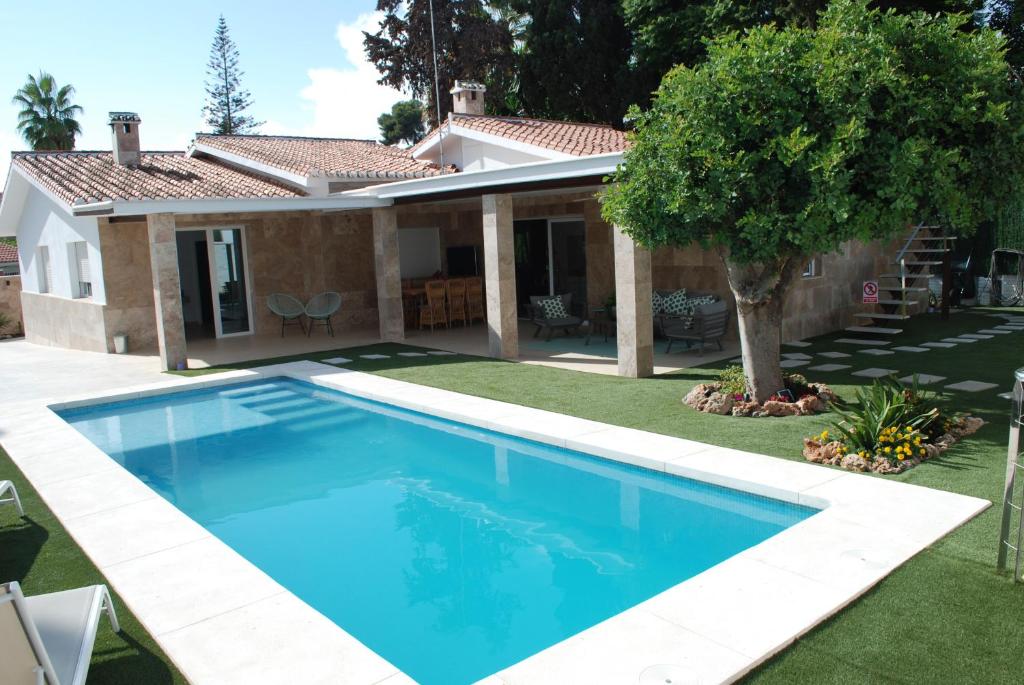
(372, 207, 404, 342)
(146, 213, 187, 371)
(482, 193, 518, 359)
(613, 225, 653, 378)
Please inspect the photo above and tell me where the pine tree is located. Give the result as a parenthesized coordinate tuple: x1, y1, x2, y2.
(203, 15, 262, 135)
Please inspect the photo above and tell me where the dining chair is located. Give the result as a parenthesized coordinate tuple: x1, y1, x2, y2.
(466, 277, 485, 324)
(420, 280, 448, 330)
(446, 279, 467, 327)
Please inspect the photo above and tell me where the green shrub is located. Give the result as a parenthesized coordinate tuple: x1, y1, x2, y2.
(830, 376, 940, 462)
(717, 364, 747, 397)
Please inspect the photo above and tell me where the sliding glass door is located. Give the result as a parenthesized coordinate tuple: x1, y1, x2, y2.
(209, 229, 251, 336)
(512, 218, 588, 317)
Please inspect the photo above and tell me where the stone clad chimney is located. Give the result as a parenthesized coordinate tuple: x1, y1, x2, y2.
(109, 112, 141, 166)
(450, 81, 486, 116)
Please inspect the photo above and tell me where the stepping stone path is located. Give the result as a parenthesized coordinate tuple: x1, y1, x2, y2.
(941, 338, 973, 344)
(899, 374, 946, 386)
(945, 380, 999, 393)
(322, 357, 352, 364)
(922, 341, 957, 348)
(427, 350, 457, 356)
(808, 363, 851, 372)
(852, 368, 898, 379)
(360, 354, 391, 360)
(818, 351, 852, 358)
(892, 346, 930, 353)
(950, 336, 982, 343)
(782, 352, 813, 360)
(959, 333, 994, 340)
(397, 352, 428, 357)
(859, 349, 895, 356)
(835, 338, 891, 346)
(783, 341, 812, 348)
(977, 329, 1011, 335)
(780, 359, 809, 368)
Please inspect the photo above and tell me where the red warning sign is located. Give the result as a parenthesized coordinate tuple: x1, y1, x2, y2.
(863, 281, 879, 304)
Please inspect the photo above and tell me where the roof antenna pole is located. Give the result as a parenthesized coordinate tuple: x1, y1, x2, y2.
(428, 0, 446, 174)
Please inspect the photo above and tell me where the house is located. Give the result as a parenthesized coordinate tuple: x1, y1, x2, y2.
(0, 82, 897, 375)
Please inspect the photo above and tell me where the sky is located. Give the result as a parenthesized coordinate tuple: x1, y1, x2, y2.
(0, 1, 406, 185)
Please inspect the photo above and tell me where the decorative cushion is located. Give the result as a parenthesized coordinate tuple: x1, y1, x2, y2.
(661, 289, 689, 316)
(538, 296, 568, 319)
(652, 290, 664, 315)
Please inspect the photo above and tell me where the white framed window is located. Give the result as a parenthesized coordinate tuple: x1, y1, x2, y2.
(71, 241, 92, 298)
(38, 246, 52, 293)
(802, 257, 820, 279)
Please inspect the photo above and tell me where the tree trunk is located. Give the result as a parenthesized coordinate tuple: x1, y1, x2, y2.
(718, 250, 801, 403)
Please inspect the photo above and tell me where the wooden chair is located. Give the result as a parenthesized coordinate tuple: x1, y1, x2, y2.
(466, 277, 485, 324)
(420, 280, 448, 330)
(446, 279, 467, 327)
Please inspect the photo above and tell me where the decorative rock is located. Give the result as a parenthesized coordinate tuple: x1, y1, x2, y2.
(763, 400, 799, 417)
(796, 394, 825, 414)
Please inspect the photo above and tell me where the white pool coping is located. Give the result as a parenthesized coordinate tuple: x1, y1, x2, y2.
(0, 361, 990, 685)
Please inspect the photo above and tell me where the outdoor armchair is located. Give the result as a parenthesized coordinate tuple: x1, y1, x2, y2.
(0, 580, 120, 685)
(1, 479, 24, 516)
(305, 291, 342, 337)
(267, 293, 307, 337)
(529, 293, 583, 341)
(663, 300, 731, 354)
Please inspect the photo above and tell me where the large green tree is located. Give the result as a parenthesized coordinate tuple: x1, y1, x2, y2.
(603, 0, 1022, 401)
(498, 0, 637, 125)
(378, 99, 427, 145)
(203, 15, 262, 135)
(12, 72, 82, 150)
(990, 0, 1024, 71)
(364, 0, 515, 127)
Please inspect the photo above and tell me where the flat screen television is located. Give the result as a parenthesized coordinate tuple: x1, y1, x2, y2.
(447, 245, 480, 277)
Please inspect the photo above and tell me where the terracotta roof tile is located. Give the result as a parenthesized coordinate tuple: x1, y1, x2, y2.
(0, 242, 17, 263)
(12, 151, 304, 206)
(194, 134, 450, 179)
(415, 114, 628, 157)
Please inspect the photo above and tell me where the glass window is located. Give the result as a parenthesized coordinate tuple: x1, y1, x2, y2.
(71, 241, 92, 298)
(802, 258, 820, 279)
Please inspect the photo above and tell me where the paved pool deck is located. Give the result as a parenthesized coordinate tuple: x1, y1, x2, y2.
(0, 341, 991, 684)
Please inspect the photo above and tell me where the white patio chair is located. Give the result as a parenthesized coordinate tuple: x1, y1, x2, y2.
(267, 293, 307, 337)
(304, 291, 342, 337)
(0, 580, 120, 685)
(1, 479, 24, 516)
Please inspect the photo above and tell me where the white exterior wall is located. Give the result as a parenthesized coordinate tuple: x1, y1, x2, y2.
(461, 139, 548, 172)
(17, 189, 106, 304)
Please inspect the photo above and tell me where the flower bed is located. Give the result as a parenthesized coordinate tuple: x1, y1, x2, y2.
(802, 376, 984, 474)
(683, 367, 837, 417)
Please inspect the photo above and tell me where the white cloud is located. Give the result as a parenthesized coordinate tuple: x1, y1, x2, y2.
(285, 12, 406, 141)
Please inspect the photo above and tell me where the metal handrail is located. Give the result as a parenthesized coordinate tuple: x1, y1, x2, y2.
(894, 222, 944, 264)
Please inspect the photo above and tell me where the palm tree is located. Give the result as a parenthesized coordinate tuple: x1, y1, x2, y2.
(12, 72, 83, 150)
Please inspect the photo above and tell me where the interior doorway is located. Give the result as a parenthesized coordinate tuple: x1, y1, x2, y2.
(176, 227, 253, 340)
(513, 218, 587, 317)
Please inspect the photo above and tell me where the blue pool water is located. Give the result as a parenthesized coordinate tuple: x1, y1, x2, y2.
(60, 378, 816, 684)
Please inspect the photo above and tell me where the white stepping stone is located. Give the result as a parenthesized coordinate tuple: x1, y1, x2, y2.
(322, 357, 352, 364)
(426, 350, 457, 356)
(922, 341, 956, 348)
(942, 338, 974, 344)
(955, 334, 992, 341)
(359, 354, 391, 360)
(397, 352, 428, 357)
(944, 380, 999, 393)
(994, 324, 1024, 330)
(899, 374, 946, 386)
(852, 368, 898, 379)
(859, 348, 895, 356)
(780, 359, 809, 368)
(977, 329, 1011, 334)
(808, 363, 851, 372)
(818, 351, 852, 358)
(835, 338, 891, 346)
(892, 346, 930, 353)
(783, 340, 812, 348)
(782, 352, 813, 360)
(998, 391, 1015, 400)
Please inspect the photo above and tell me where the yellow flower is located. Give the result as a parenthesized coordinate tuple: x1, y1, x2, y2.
(898, 453, 905, 461)
(919, 448, 926, 456)
(914, 436, 922, 445)
(884, 446, 892, 454)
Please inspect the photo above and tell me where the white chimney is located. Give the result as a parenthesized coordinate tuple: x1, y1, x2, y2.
(450, 81, 486, 116)
(109, 112, 141, 166)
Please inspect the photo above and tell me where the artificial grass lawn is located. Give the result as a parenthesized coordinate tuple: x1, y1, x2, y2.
(2, 307, 1019, 683)
(0, 452, 187, 684)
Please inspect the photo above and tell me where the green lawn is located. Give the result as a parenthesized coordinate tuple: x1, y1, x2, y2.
(3, 307, 1022, 682)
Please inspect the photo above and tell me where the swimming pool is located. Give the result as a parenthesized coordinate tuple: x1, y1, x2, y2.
(60, 377, 817, 684)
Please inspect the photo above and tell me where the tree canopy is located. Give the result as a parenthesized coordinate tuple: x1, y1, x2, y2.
(378, 99, 427, 146)
(203, 15, 261, 135)
(602, 0, 1023, 399)
(989, 0, 1024, 71)
(364, 0, 515, 127)
(12, 72, 82, 150)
